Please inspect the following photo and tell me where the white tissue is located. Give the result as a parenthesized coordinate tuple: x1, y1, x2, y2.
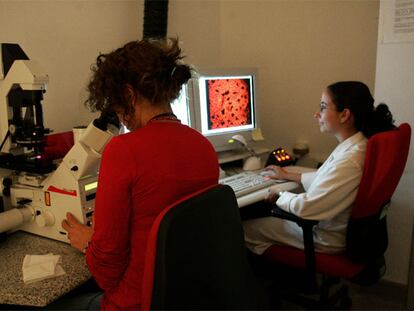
(22, 253, 66, 284)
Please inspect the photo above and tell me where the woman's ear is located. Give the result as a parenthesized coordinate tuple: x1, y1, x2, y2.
(124, 84, 135, 104)
(123, 85, 139, 117)
(340, 108, 352, 123)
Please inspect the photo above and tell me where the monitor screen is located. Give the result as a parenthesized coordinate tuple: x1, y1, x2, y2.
(198, 75, 255, 136)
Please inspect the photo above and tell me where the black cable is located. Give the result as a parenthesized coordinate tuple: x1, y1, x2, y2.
(0, 130, 10, 152)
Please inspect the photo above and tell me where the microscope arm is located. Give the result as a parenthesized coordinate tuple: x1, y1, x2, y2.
(0, 60, 48, 154)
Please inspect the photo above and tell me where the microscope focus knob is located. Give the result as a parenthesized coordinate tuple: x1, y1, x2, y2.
(8, 124, 17, 135)
(35, 210, 55, 227)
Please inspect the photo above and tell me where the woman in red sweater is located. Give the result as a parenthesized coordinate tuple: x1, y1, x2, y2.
(62, 38, 219, 310)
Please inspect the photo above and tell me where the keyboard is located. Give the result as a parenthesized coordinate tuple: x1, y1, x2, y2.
(219, 171, 283, 198)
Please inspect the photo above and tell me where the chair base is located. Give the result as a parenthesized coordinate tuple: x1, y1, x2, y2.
(246, 252, 353, 310)
(282, 283, 352, 310)
(275, 276, 352, 310)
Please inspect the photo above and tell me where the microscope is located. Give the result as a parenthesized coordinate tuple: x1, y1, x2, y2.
(0, 44, 119, 243)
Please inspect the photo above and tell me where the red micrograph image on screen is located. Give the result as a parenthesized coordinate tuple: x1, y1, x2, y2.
(206, 78, 252, 129)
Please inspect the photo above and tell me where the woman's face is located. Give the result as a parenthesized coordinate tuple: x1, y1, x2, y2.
(314, 90, 342, 134)
(114, 105, 140, 132)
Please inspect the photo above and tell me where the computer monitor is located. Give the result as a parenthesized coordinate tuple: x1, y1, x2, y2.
(120, 84, 191, 134)
(171, 84, 191, 127)
(190, 69, 259, 152)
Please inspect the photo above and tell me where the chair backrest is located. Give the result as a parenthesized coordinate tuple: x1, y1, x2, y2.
(347, 123, 411, 263)
(141, 184, 266, 310)
(352, 123, 411, 218)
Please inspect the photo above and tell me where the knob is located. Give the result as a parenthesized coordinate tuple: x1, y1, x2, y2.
(35, 210, 55, 227)
(8, 124, 17, 134)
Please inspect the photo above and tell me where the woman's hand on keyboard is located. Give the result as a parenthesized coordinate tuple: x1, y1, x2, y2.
(265, 165, 288, 180)
(265, 165, 302, 183)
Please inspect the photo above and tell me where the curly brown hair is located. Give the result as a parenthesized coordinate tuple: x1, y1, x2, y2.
(85, 38, 192, 114)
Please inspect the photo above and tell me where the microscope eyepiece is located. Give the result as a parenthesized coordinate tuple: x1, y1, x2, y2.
(93, 111, 120, 131)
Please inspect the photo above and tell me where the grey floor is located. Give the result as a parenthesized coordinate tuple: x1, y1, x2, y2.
(348, 282, 408, 310)
(279, 281, 408, 310)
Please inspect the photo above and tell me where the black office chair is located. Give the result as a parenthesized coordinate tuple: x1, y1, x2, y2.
(141, 184, 268, 310)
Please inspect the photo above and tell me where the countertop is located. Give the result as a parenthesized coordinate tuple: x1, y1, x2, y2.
(0, 231, 91, 307)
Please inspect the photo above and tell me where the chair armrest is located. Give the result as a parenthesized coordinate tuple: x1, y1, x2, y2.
(270, 206, 319, 228)
(270, 206, 319, 291)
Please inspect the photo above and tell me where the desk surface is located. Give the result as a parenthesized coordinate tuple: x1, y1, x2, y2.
(0, 231, 91, 307)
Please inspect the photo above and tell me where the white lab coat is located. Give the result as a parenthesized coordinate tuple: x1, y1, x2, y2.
(244, 132, 367, 255)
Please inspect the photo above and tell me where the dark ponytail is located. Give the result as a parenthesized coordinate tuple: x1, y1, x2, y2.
(327, 81, 395, 138)
(364, 103, 395, 137)
(171, 64, 192, 86)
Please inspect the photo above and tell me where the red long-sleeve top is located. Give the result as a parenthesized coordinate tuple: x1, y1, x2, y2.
(86, 120, 219, 310)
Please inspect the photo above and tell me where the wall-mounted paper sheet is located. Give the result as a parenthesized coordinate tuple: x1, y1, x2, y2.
(381, 0, 414, 43)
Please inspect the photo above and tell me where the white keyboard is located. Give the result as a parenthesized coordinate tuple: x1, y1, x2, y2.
(219, 171, 283, 198)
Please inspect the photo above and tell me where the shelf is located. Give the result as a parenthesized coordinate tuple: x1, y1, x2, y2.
(217, 146, 270, 164)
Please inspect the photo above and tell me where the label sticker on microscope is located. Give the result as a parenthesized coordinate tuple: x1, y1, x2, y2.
(44, 191, 51, 206)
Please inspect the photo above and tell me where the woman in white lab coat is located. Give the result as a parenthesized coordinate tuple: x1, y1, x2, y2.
(243, 81, 395, 255)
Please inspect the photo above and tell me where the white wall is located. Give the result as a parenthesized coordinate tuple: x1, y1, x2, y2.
(0, 0, 144, 132)
(374, 1, 414, 285)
